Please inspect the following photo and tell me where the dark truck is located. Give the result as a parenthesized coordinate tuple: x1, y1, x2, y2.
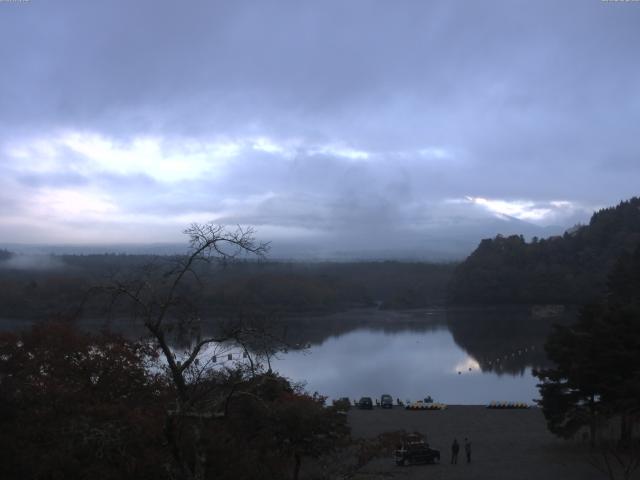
(394, 432, 440, 466)
(381, 394, 393, 408)
(357, 397, 373, 409)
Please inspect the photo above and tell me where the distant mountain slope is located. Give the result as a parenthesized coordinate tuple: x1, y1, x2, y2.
(448, 197, 640, 305)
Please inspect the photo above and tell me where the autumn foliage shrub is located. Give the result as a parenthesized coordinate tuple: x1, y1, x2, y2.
(0, 322, 168, 480)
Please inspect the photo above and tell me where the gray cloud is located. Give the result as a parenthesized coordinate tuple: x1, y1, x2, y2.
(0, 0, 638, 255)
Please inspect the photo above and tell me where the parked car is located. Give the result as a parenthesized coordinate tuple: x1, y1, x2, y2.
(358, 396, 373, 409)
(394, 432, 440, 466)
(381, 394, 393, 409)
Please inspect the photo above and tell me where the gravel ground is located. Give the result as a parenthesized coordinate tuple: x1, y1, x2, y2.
(346, 406, 615, 480)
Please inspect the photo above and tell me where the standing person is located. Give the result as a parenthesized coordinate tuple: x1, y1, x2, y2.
(464, 437, 471, 463)
(451, 438, 459, 464)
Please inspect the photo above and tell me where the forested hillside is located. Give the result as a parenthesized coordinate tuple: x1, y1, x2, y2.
(0, 256, 454, 322)
(449, 197, 640, 305)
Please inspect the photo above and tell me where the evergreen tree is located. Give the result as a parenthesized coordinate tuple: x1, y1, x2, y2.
(534, 244, 640, 443)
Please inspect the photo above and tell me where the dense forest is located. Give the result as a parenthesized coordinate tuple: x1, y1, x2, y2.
(448, 197, 640, 305)
(0, 254, 454, 322)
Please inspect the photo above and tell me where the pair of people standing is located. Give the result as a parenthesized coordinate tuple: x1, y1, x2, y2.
(450, 438, 471, 464)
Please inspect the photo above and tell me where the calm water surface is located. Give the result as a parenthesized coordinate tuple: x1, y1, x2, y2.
(273, 327, 535, 405)
(0, 306, 572, 405)
(266, 307, 572, 405)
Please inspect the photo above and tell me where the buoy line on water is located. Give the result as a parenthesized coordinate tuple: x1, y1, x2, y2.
(487, 401, 530, 409)
(405, 402, 447, 411)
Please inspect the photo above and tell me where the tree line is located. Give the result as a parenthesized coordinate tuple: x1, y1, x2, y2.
(0, 254, 454, 322)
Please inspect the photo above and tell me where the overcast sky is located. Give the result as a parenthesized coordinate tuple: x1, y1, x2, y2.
(1, 0, 638, 257)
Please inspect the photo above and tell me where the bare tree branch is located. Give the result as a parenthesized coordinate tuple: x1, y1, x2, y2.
(96, 223, 270, 480)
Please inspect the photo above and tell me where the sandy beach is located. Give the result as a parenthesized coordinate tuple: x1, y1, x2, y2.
(346, 406, 611, 480)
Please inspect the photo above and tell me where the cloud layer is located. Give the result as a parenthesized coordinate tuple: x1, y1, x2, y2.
(1, 0, 638, 256)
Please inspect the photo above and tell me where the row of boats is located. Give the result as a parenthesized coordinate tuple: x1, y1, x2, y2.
(405, 400, 447, 410)
(339, 396, 531, 410)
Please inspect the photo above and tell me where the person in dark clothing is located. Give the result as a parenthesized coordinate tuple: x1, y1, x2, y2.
(451, 438, 460, 464)
(464, 437, 471, 463)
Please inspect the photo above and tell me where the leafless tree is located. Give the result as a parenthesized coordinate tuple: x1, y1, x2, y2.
(106, 223, 270, 480)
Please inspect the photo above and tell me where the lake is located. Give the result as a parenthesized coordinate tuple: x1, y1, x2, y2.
(0, 306, 573, 405)
(265, 307, 572, 405)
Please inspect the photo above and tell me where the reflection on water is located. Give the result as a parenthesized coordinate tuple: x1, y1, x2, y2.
(446, 308, 553, 377)
(0, 306, 575, 405)
(268, 307, 574, 404)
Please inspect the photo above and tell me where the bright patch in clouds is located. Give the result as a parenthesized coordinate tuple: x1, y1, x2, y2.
(252, 137, 288, 154)
(34, 189, 118, 219)
(466, 196, 548, 222)
(550, 200, 572, 208)
(464, 196, 583, 225)
(6, 132, 241, 183)
(62, 132, 241, 182)
(309, 144, 370, 161)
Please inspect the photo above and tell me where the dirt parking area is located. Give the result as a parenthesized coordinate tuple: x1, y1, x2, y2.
(346, 406, 610, 480)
